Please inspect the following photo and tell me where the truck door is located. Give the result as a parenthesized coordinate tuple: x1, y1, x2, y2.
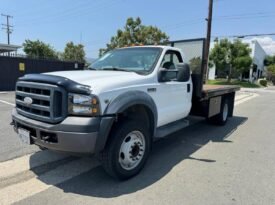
(156, 50, 192, 126)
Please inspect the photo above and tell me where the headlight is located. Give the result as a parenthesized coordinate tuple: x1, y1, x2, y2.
(68, 93, 100, 116)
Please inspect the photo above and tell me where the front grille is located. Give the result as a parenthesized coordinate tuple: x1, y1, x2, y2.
(16, 81, 67, 123)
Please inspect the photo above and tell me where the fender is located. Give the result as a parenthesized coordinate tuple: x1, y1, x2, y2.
(95, 90, 158, 153)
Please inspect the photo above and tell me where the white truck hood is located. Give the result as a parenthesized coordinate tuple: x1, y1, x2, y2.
(46, 70, 150, 94)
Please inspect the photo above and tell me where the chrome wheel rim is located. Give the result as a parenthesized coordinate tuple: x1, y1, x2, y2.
(223, 103, 228, 121)
(119, 130, 145, 170)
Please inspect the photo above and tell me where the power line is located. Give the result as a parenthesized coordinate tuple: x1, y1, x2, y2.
(214, 14, 275, 21)
(15, 1, 94, 24)
(14, 0, 91, 18)
(160, 11, 275, 33)
(15, 0, 122, 27)
(215, 11, 275, 18)
(1, 14, 13, 44)
(213, 33, 275, 39)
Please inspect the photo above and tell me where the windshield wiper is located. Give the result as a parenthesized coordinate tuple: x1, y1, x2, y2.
(101, 67, 131, 72)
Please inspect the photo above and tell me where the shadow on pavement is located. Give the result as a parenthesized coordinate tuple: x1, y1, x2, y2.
(30, 116, 247, 198)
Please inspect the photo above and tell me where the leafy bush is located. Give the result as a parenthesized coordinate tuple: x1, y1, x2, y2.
(259, 79, 267, 87)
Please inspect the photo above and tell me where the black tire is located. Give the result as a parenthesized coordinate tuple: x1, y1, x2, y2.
(208, 98, 229, 126)
(100, 120, 151, 180)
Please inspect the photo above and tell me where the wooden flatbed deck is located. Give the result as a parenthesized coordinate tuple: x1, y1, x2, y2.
(201, 84, 240, 100)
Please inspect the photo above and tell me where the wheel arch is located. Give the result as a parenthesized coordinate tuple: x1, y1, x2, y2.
(95, 90, 158, 153)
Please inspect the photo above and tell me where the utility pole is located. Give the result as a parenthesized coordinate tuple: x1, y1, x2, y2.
(1, 14, 13, 44)
(204, 0, 213, 81)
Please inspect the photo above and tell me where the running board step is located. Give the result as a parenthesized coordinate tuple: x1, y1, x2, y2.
(155, 119, 189, 138)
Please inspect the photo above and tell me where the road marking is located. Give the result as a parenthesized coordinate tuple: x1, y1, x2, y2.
(0, 151, 68, 179)
(235, 92, 254, 101)
(0, 157, 76, 190)
(241, 88, 275, 93)
(235, 93, 259, 106)
(0, 157, 99, 205)
(0, 99, 15, 106)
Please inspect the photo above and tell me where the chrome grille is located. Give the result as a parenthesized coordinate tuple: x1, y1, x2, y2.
(15, 81, 66, 123)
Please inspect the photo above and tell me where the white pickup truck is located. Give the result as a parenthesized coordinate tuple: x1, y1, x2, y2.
(12, 44, 239, 180)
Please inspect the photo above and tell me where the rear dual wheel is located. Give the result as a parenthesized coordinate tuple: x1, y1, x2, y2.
(208, 98, 229, 126)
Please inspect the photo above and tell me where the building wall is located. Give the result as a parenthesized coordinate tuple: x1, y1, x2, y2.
(208, 42, 216, 80)
(208, 65, 216, 80)
(250, 40, 266, 78)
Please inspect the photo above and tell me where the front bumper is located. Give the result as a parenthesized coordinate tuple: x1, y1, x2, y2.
(12, 108, 101, 155)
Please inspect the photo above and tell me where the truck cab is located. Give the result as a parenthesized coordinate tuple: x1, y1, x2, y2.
(12, 45, 239, 180)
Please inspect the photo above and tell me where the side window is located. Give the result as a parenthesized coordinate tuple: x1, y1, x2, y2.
(161, 50, 183, 70)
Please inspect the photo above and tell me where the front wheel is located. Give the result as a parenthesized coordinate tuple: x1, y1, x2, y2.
(100, 120, 151, 180)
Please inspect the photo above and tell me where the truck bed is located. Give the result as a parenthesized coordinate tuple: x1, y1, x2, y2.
(191, 84, 240, 118)
(201, 84, 240, 100)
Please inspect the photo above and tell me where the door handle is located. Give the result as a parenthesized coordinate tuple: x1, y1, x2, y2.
(187, 84, 191, 93)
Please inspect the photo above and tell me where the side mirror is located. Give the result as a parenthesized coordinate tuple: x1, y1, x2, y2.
(158, 68, 178, 82)
(177, 63, 190, 82)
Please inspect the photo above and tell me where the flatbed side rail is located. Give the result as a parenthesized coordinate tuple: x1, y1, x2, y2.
(201, 85, 240, 101)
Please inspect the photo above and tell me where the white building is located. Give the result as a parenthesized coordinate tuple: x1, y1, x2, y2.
(208, 39, 267, 81)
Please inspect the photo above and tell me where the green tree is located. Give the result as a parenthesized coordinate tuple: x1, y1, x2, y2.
(100, 17, 169, 56)
(267, 64, 275, 84)
(209, 39, 252, 82)
(23, 39, 58, 59)
(267, 64, 275, 74)
(264, 55, 275, 66)
(231, 40, 253, 77)
(62, 42, 86, 63)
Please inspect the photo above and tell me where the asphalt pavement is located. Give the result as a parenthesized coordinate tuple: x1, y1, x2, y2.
(0, 89, 274, 205)
(0, 92, 39, 162)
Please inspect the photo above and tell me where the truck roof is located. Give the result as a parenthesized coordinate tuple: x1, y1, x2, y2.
(118, 45, 180, 51)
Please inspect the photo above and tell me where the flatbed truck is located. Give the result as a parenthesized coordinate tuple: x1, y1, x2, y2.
(12, 41, 240, 179)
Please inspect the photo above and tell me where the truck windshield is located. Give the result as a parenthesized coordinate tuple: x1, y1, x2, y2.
(90, 47, 162, 74)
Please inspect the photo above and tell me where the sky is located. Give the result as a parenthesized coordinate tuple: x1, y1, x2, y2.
(1, 0, 275, 58)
